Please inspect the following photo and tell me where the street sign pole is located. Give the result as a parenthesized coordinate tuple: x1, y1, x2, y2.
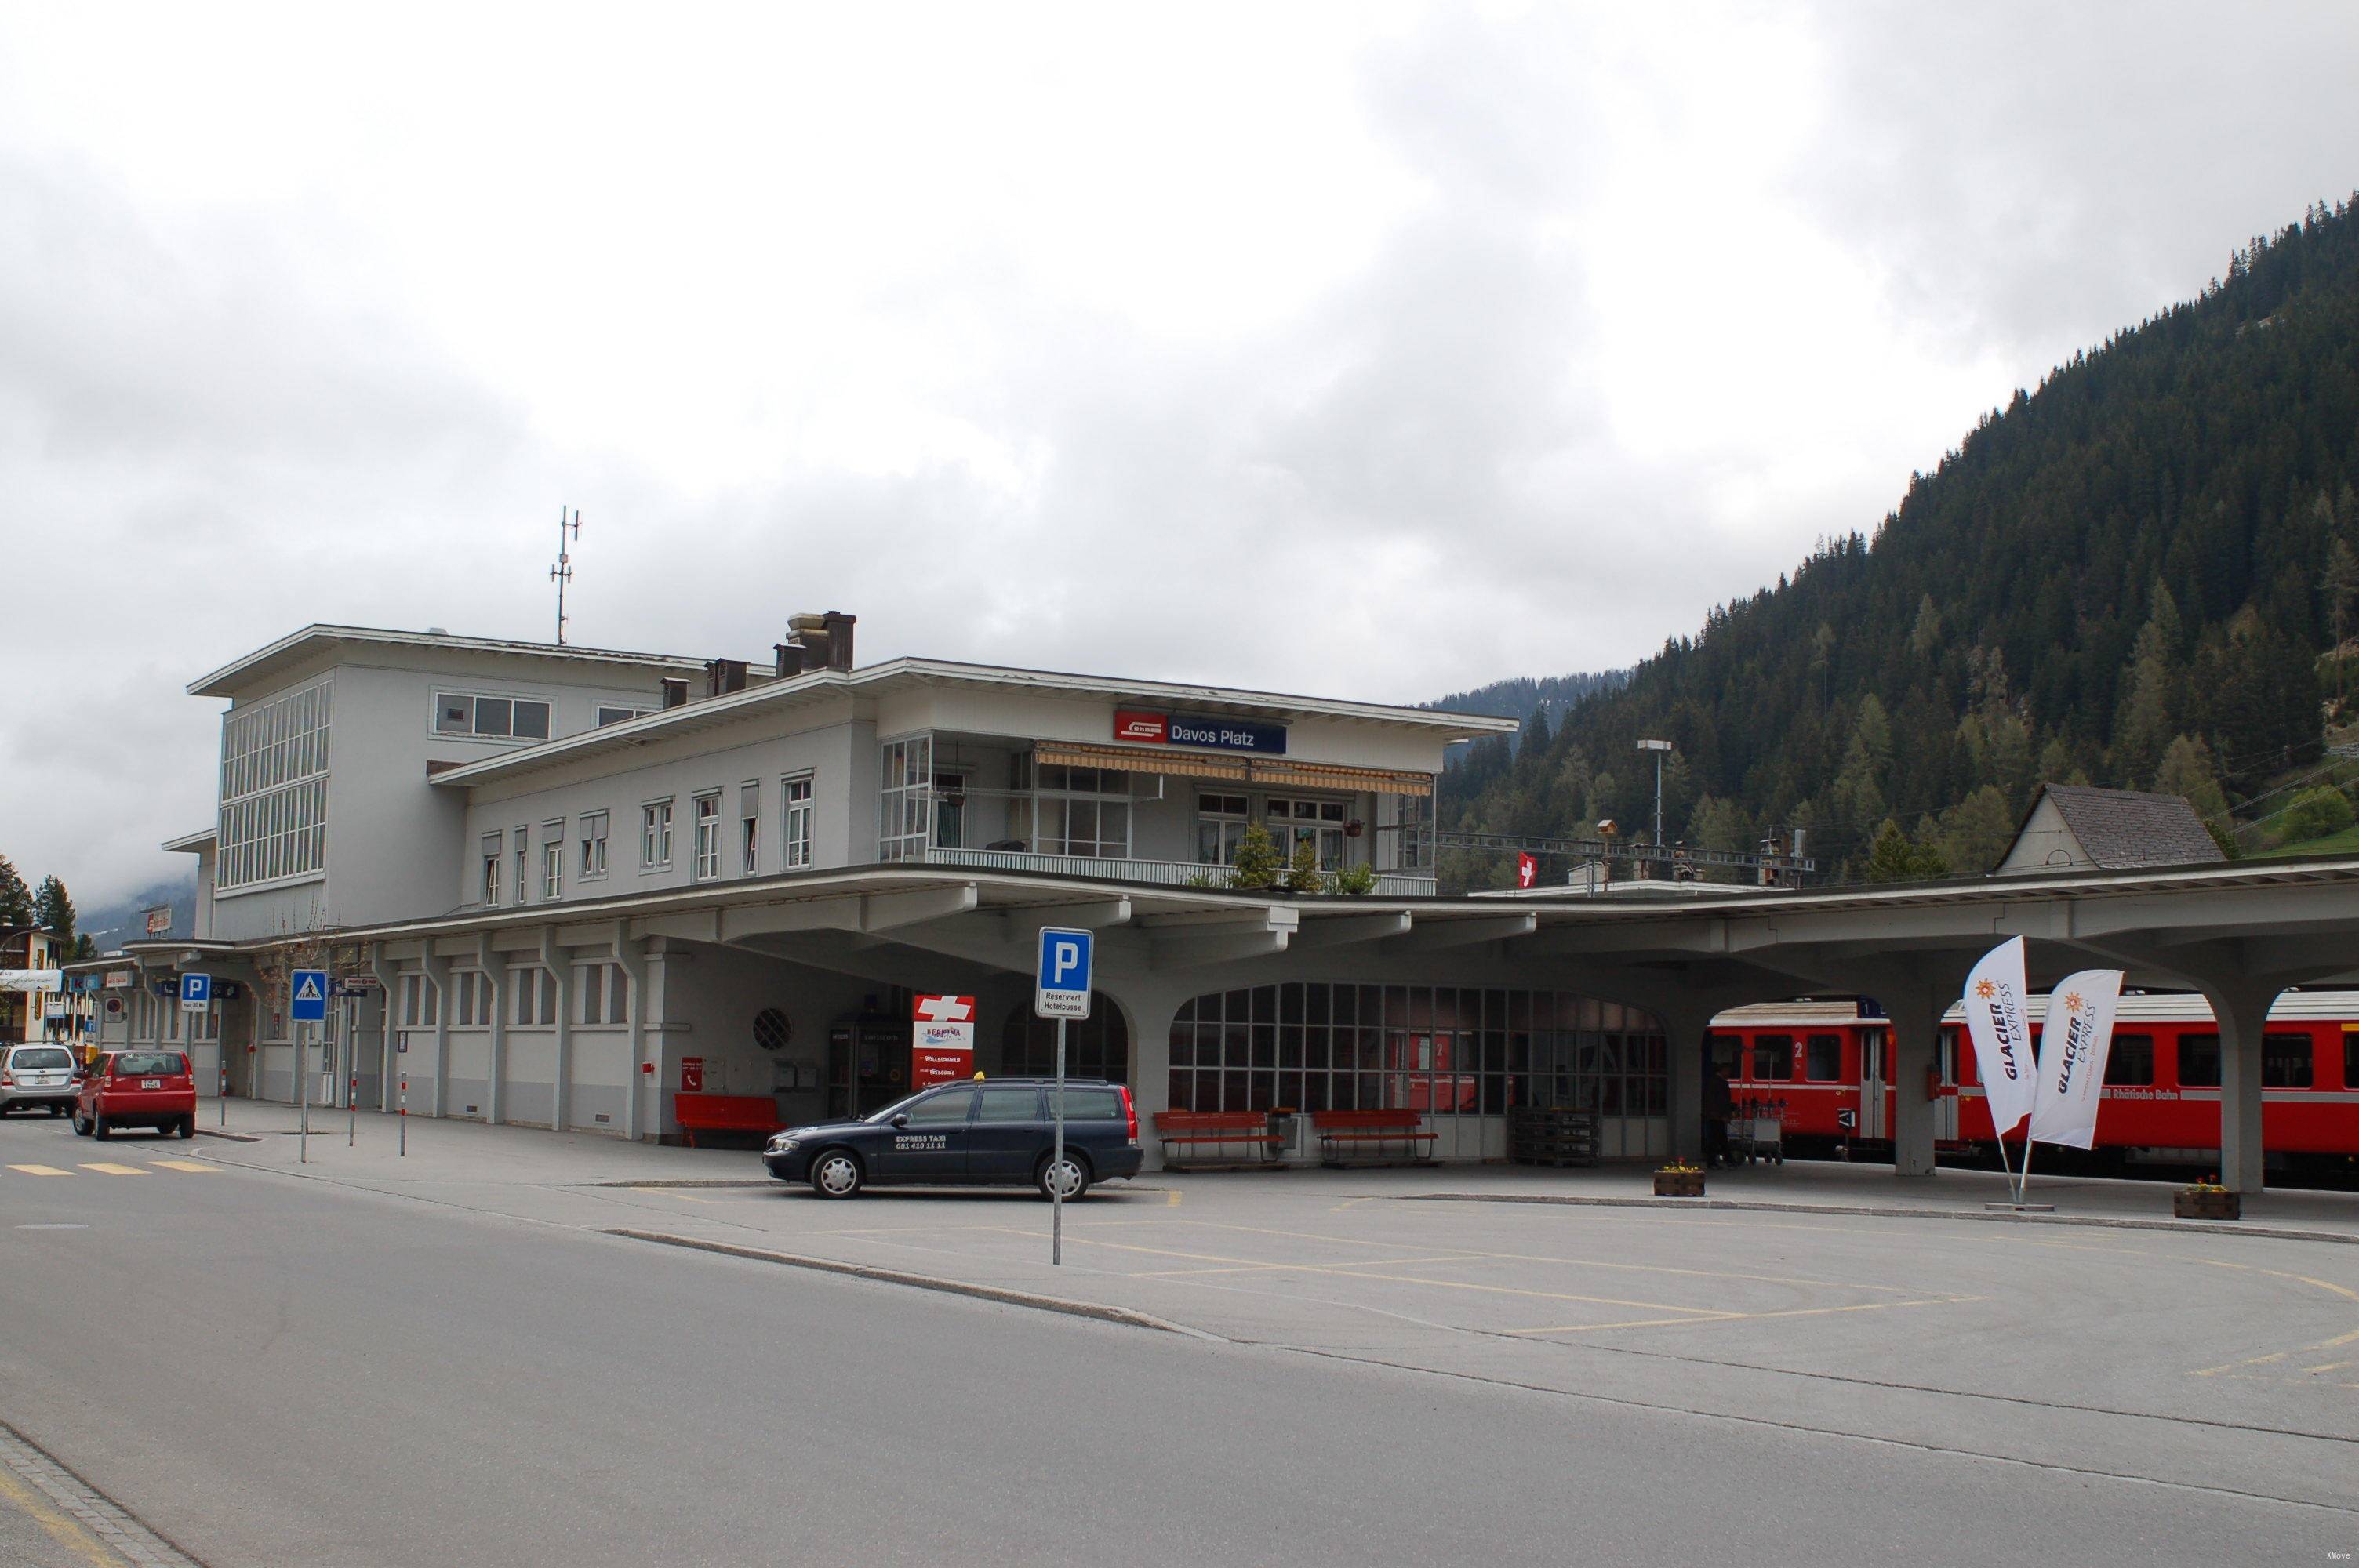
(1033, 927, 1094, 1269)
(1053, 1015, 1067, 1265)
(300, 1022, 311, 1163)
(289, 969, 329, 1163)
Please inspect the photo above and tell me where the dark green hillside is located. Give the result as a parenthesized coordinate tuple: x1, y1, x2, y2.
(1441, 196, 2359, 890)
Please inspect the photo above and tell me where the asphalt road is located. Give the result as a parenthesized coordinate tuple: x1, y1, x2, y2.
(1, 1117, 2352, 1567)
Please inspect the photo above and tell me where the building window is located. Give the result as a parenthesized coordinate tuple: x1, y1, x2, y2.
(595, 706, 649, 728)
(642, 800, 674, 868)
(510, 969, 558, 1026)
(740, 782, 761, 875)
(514, 829, 529, 905)
(1032, 763, 1130, 860)
(576, 963, 631, 1025)
(693, 793, 722, 880)
(481, 833, 502, 906)
(783, 775, 814, 867)
(216, 680, 331, 891)
(1264, 797, 1350, 870)
(879, 736, 933, 862)
(399, 973, 440, 1028)
(543, 841, 563, 901)
(1196, 793, 1249, 865)
(453, 971, 486, 1028)
(434, 692, 552, 740)
(580, 811, 609, 880)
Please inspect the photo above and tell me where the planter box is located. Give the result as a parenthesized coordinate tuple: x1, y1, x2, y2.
(1654, 1170, 1706, 1198)
(2174, 1189, 2240, 1221)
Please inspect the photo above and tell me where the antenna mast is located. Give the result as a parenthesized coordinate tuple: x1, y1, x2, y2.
(549, 506, 580, 644)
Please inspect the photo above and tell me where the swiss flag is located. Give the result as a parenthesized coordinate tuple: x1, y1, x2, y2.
(1515, 853, 1538, 889)
(913, 994, 976, 1023)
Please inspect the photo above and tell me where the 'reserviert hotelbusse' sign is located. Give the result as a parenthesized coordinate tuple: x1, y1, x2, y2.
(1114, 710, 1288, 755)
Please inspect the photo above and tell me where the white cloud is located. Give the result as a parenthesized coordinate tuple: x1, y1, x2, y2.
(1, 1, 2354, 906)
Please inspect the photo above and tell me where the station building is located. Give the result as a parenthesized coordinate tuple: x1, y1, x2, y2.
(72, 615, 2359, 1191)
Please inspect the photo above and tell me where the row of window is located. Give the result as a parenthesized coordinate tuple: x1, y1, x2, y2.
(1713, 1029, 2359, 1090)
(218, 683, 333, 891)
(434, 691, 651, 742)
(478, 778, 816, 906)
(396, 964, 632, 1029)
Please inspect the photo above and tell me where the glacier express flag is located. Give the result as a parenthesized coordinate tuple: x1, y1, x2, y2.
(2026, 969, 2124, 1150)
(1962, 937, 2037, 1140)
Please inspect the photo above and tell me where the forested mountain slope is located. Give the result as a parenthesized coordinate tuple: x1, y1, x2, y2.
(1441, 196, 2359, 890)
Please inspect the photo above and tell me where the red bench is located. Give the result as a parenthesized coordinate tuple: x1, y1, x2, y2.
(1312, 1109, 1437, 1167)
(1154, 1110, 1285, 1169)
(673, 1093, 783, 1149)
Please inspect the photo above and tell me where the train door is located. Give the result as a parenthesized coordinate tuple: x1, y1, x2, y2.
(1858, 1028, 1888, 1141)
(1935, 1029, 1961, 1142)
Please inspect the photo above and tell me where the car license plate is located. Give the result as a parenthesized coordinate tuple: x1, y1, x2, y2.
(142, 1079, 162, 1089)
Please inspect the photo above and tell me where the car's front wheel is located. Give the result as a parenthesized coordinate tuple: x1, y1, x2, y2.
(1037, 1150, 1091, 1203)
(809, 1149, 864, 1199)
(71, 1109, 92, 1136)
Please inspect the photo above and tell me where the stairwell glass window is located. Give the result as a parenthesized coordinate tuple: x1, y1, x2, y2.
(434, 692, 551, 741)
(783, 775, 814, 867)
(580, 812, 609, 880)
(216, 681, 330, 891)
(879, 737, 932, 862)
(693, 793, 722, 880)
(642, 800, 674, 869)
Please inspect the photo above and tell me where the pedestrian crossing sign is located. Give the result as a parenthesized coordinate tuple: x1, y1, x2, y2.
(290, 969, 329, 1022)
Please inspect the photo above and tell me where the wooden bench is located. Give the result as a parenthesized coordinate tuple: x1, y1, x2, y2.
(1154, 1110, 1285, 1169)
(1313, 1108, 1438, 1167)
(673, 1093, 783, 1149)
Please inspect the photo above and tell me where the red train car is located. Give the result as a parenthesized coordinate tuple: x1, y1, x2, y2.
(1707, 993, 2359, 1178)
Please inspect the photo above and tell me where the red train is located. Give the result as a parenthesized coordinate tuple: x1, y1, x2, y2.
(1708, 992, 2359, 1178)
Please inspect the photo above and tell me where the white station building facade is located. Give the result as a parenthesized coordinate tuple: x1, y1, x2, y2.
(75, 612, 2359, 1191)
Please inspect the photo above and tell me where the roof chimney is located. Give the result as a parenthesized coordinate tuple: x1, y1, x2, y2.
(820, 610, 856, 670)
(774, 641, 805, 677)
(705, 658, 748, 698)
(660, 677, 689, 710)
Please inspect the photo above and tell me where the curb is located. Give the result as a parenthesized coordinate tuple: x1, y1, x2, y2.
(1399, 1192, 2359, 1245)
(572, 1179, 776, 1189)
(601, 1229, 1205, 1334)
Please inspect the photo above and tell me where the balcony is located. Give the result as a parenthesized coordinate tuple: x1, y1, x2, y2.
(921, 845, 1437, 897)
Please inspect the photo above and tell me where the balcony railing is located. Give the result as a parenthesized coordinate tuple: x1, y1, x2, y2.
(921, 845, 1437, 897)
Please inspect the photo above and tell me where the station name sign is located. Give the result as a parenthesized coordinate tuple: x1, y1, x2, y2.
(1113, 709, 1288, 756)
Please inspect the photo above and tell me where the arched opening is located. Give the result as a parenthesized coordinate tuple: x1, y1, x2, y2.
(999, 993, 1130, 1083)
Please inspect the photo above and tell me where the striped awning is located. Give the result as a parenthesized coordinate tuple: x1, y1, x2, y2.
(1031, 742, 1431, 797)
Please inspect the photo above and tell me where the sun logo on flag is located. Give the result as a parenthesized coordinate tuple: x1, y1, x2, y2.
(1973, 978, 1997, 1000)
(2063, 992, 2085, 1014)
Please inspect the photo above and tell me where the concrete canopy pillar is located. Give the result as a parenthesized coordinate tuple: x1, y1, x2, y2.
(610, 923, 649, 1141)
(420, 949, 453, 1119)
(1883, 983, 1944, 1178)
(540, 928, 572, 1132)
(2201, 982, 2279, 1195)
(1651, 1001, 1721, 1164)
(1102, 980, 1192, 1171)
(476, 935, 506, 1126)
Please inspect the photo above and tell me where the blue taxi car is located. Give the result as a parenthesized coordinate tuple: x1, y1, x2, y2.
(764, 1078, 1143, 1200)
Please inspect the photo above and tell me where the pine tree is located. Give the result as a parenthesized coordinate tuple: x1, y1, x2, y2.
(31, 877, 74, 947)
(0, 855, 29, 928)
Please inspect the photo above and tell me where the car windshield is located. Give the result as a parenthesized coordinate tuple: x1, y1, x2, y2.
(114, 1052, 185, 1076)
(9, 1048, 71, 1070)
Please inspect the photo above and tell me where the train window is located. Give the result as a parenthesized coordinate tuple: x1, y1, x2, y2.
(1805, 1034, 1841, 1081)
(2176, 1033, 2221, 1088)
(1707, 1033, 1743, 1079)
(2263, 1033, 2314, 1088)
(1751, 1035, 1794, 1080)
(2347, 1031, 2359, 1091)
(2104, 1034, 2154, 1087)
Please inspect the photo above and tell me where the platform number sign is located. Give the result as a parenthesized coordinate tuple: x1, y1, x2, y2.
(179, 972, 212, 1014)
(290, 969, 329, 1023)
(1034, 927, 1093, 1020)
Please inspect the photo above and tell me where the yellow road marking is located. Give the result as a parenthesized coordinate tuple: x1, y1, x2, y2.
(0, 1463, 126, 1567)
(6, 1163, 72, 1177)
(628, 1187, 718, 1203)
(1137, 1254, 1492, 1278)
(148, 1160, 217, 1173)
(1164, 1189, 1183, 1207)
(2302, 1360, 2354, 1374)
(77, 1163, 147, 1176)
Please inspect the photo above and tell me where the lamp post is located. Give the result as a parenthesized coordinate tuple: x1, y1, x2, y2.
(1637, 739, 1673, 861)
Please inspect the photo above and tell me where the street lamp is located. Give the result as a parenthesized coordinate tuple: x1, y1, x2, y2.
(1637, 739, 1674, 855)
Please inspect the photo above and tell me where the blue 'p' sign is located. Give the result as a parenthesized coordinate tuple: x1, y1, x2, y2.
(1034, 927, 1094, 1020)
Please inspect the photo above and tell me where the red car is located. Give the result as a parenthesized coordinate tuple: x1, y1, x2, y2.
(73, 1051, 198, 1140)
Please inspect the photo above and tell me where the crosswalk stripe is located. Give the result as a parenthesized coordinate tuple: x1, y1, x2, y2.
(78, 1163, 148, 1176)
(148, 1160, 217, 1173)
(5, 1163, 72, 1177)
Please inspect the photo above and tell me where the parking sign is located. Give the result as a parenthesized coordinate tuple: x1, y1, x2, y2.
(1034, 927, 1093, 1019)
(179, 972, 212, 1014)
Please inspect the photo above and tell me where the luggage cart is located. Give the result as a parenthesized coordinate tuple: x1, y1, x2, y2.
(1730, 1098, 1785, 1165)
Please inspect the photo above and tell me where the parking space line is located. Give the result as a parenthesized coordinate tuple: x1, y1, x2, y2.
(5, 1164, 73, 1177)
(1507, 1294, 1977, 1336)
(147, 1160, 218, 1173)
(77, 1163, 147, 1176)
(1136, 1254, 1492, 1278)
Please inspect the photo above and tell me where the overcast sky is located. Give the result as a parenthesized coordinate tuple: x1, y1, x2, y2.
(4, 2, 2357, 912)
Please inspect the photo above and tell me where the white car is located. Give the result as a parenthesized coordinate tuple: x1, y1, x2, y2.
(0, 1044, 81, 1116)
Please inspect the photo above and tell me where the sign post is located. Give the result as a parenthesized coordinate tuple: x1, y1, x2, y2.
(1034, 928, 1094, 1266)
(180, 975, 219, 1127)
(291, 970, 328, 1164)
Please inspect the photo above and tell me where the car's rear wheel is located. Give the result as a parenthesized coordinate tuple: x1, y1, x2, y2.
(809, 1149, 864, 1199)
(49, 1103, 67, 1117)
(177, 1116, 196, 1139)
(1037, 1150, 1091, 1202)
(92, 1115, 111, 1141)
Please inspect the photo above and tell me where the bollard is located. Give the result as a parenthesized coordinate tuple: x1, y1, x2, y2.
(218, 1058, 227, 1127)
(398, 1073, 407, 1157)
(347, 1073, 357, 1147)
